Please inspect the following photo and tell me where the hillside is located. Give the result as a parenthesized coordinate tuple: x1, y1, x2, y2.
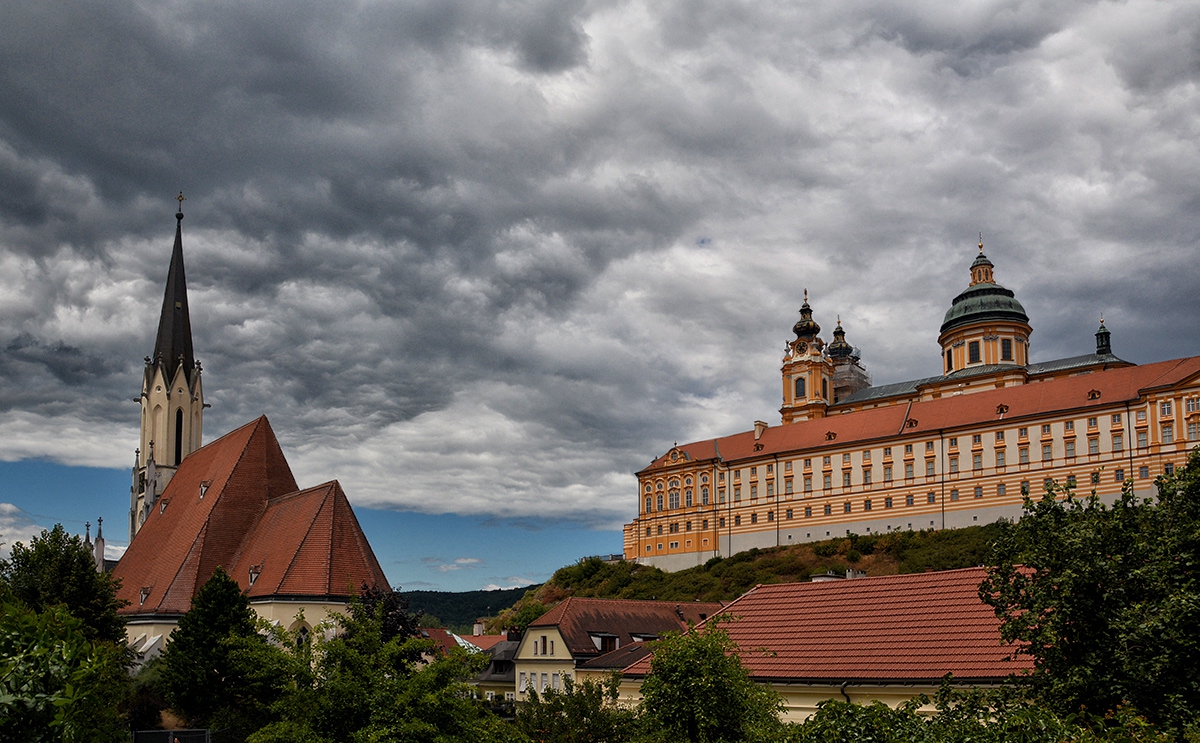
(402, 585, 537, 633)
(488, 524, 1006, 631)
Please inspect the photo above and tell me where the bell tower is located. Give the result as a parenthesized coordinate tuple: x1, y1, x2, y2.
(130, 195, 205, 541)
(780, 291, 834, 424)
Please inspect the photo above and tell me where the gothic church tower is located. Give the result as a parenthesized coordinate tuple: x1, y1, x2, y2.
(130, 197, 204, 540)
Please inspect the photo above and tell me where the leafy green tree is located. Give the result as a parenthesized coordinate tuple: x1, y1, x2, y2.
(638, 619, 784, 743)
(981, 450, 1200, 732)
(159, 566, 290, 738)
(0, 523, 127, 644)
(0, 587, 128, 742)
(515, 673, 638, 743)
(250, 587, 518, 743)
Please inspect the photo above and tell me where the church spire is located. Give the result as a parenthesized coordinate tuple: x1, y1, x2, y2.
(132, 195, 205, 542)
(152, 193, 195, 386)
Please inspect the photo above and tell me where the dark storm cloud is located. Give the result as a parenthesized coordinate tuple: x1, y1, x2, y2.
(0, 0, 1198, 525)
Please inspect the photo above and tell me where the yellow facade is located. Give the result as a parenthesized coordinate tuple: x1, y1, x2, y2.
(625, 249, 1200, 570)
(513, 627, 575, 699)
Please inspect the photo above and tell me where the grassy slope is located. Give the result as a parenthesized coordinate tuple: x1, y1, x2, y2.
(488, 523, 1006, 631)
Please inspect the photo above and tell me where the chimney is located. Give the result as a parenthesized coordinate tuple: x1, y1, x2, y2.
(474, 619, 485, 636)
(753, 420, 768, 440)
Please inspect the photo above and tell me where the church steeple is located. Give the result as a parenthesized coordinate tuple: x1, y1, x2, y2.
(151, 198, 196, 387)
(131, 195, 204, 542)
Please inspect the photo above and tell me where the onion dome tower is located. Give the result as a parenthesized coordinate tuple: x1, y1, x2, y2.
(938, 237, 1031, 375)
(781, 291, 835, 423)
(827, 316, 872, 403)
(130, 194, 205, 541)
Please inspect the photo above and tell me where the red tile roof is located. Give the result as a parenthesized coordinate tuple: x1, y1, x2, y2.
(624, 568, 1031, 682)
(114, 416, 388, 617)
(530, 597, 724, 659)
(643, 355, 1200, 470)
(462, 634, 508, 651)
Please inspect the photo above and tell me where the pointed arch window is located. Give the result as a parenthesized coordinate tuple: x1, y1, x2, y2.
(174, 408, 184, 465)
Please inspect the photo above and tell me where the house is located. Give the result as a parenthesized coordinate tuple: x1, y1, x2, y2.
(515, 597, 723, 699)
(620, 567, 1033, 721)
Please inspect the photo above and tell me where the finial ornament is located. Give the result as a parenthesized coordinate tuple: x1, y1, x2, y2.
(978, 233, 984, 252)
(803, 288, 808, 304)
(176, 191, 186, 219)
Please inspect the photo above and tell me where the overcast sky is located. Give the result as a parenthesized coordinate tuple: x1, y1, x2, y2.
(1, 0, 1199, 577)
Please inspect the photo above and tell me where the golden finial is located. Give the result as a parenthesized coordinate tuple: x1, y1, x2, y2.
(176, 191, 186, 215)
(803, 288, 808, 304)
(978, 232, 984, 252)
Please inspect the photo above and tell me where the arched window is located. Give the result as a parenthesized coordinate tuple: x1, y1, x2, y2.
(656, 494, 664, 511)
(685, 489, 693, 507)
(794, 376, 806, 398)
(174, 408, 184, 465)
(701, 486, 709, 505)
(645, 496, 652, 513)
(668, 490, 680, 509)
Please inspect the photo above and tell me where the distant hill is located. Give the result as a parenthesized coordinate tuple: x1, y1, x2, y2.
(402, 585, 539, 633)
(488, 524, 1006, 632)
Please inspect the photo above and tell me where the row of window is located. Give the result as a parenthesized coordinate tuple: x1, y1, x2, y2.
(644, 401, 1198, 513)
(646, 463, 1182, 534)
(519, 672, 562, 693)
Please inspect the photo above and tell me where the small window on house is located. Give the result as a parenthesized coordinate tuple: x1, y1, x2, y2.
(906, 494, 915, 506)
(843, 502, 852, 513)
(863, 499, 872, 511)
(997, 483, 1007, 497)
(950, 489, 959, 501)
(974, 486, 983, 498)
(884, 497, 893, 508)
(824, 504, 832, 515)
(1001, 338, 1013, 360)
(927, 493, 936, 504)
(995, 431, 1005, 442)
(1019, 447, 1030, 463)
(996, 450, 1006, 467)
(1065, 420, 1074, 431)
(968, 341, 980, 363)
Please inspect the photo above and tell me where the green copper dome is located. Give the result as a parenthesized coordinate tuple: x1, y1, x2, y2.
(940, 281, 1028, 334)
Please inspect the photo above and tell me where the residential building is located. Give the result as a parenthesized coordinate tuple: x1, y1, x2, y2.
(514, 597, 722, 699)
(625, 243, 1200, 570)
(620, 567, 1033, 721)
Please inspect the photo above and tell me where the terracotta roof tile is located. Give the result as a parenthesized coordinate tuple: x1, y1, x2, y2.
(530, 597, 724, 659)
(642, 355, 1200, 470)
(114, 416, 388, 617)
(623, 568, 1030, 682)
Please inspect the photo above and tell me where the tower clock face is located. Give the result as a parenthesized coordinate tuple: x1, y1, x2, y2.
(796, 341, 807, 354)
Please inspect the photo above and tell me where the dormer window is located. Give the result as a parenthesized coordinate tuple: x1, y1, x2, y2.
(248, 565, 262, 586)
(199, 482, 209, 499)
(159, 498, 169, 514)
(140, 587, 151, 605)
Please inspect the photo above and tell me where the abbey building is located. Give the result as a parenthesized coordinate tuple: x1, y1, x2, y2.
(623, 242, 1200, 571)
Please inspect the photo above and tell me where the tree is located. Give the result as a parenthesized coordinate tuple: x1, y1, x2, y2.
(981, 450, 1200, 732)
(0, 523, 127, 644)
(250, 586, 518, 743)
(159, 566, 290, 737)
(0, 586, 128, 743)
(515, 673, 638, 743)
(638, 618, 784, 743)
